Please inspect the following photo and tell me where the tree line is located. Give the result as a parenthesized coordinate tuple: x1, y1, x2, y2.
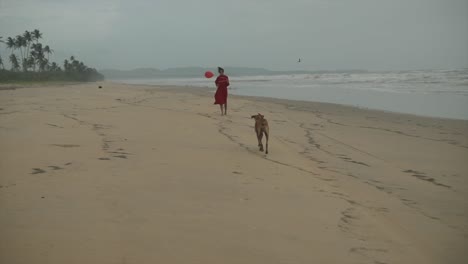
(0, 29, 103, 82)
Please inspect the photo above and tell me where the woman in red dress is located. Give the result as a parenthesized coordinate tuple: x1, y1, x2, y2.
(214, 67, 230, 115)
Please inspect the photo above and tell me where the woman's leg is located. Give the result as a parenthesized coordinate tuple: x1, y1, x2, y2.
(219, 104, 224, 115)
(224, 102, 227, 115)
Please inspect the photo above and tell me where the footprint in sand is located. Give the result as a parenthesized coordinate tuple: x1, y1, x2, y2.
(46, 123, 64, 128)
(0, 184, 15, 189)
(31, 168, 46, 174)
(402, 169, 451, 188)
(48, 166, 63, 170)
(51, 144, 80, 148)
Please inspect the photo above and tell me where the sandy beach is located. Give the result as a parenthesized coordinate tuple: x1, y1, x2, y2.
(1, 82, 467, 264)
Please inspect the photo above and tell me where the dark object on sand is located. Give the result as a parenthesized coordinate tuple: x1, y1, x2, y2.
(98, 86, 102, 89)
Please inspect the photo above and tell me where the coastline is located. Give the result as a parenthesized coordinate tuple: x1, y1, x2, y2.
(121, 81, 468, 124)
(111, 67, 468, 121)
(1, 82, 467, 263)
(113, 80, 468, 121)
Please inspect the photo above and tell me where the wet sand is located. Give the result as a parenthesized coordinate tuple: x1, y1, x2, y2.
(1, 82, 467, 263)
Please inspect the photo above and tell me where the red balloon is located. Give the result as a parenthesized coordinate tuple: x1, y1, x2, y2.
(204, 71, 214, 78)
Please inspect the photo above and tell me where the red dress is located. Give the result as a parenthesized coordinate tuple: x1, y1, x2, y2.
(214, 74, 229, 104)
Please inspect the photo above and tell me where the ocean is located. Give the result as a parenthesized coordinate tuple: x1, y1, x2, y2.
(114, 69, 468, 120)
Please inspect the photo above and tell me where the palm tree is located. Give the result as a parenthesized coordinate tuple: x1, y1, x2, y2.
(64, 59, 70, 72)
(4, 37, 16, 71)
(34, 45, 47, 72)
(30, 43, 45, 71)
(50, 62, 59, 71)
(31, 43, 40, 53)
(78, 62, 86, 72)
(32, 29, 42, 43)
(14, 35, 25, 61)
(29, 50, 37, 71)
(43, 45, 53, 62)
(6, 37, 15, 54)
(23, 30, 33, 59)
(27, 56, 36, 71)
(9, 54, 20, 71)
(38, 57, 48, 72)
(72, 58, 79, 71)
(0, 36, 4, 70)
(14, 35, 29, 71)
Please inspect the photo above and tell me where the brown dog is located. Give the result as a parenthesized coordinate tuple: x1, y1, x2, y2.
(251, 113, 269, 154)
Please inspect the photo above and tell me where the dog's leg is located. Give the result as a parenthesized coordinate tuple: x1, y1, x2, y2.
(258, 131, 264, 152)
(264, 130, 269, 154)
(255, 128, 261, 150)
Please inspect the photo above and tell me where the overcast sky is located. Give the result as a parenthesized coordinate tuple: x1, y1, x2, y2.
(0, 0, 467, 71)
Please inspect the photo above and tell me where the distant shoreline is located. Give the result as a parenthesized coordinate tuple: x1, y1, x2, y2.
(109, 81, 468, 122)
(3, 79, 466, 122)
(100, 67, 468, 80)
(110, 72, 468, 121)
(0, 81, 86, 90)
(100, 67, 369, 79)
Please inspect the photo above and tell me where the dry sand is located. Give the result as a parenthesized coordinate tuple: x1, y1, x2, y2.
(0, 82, 467, 264)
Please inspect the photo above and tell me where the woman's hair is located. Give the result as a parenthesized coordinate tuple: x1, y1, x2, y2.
(218, 67, 224, 73)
